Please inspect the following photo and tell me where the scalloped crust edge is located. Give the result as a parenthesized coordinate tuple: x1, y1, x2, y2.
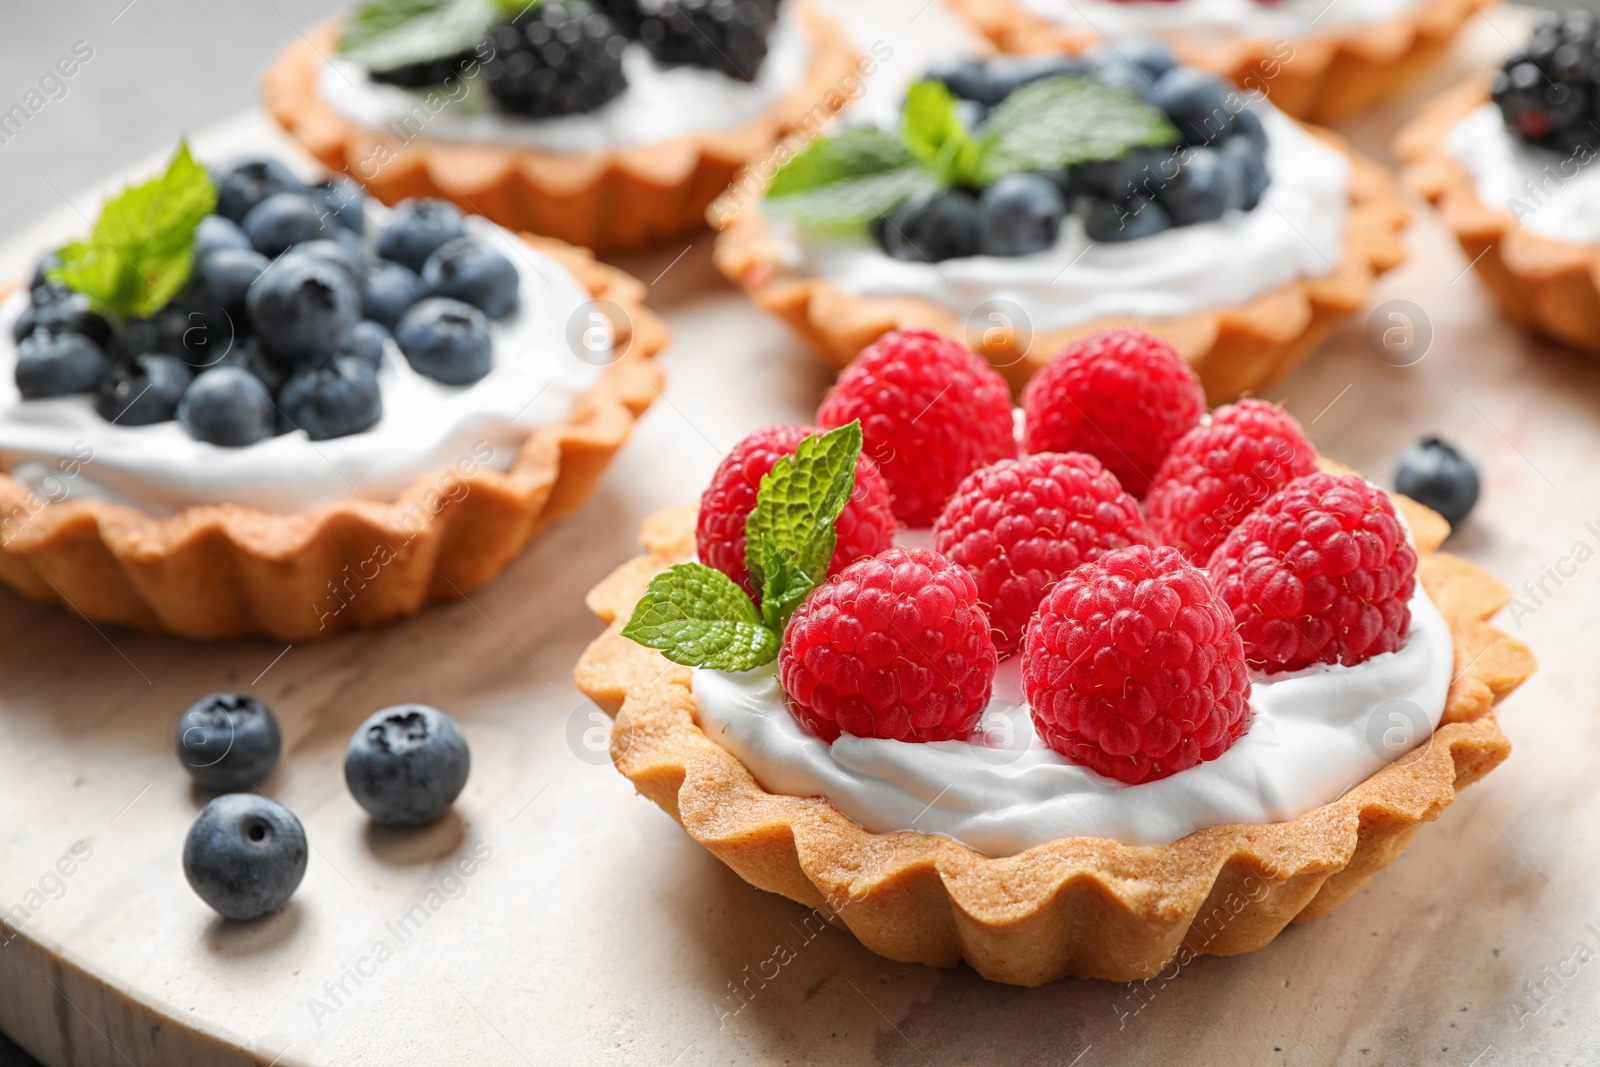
(1397, 81, 1600, 358)
(261, 7, 862, 253)
(943, 0, 1486, 125)
(0, 236, 668, 642)
(574, 492, 1535, 985)
(711, 126, 1408, 403)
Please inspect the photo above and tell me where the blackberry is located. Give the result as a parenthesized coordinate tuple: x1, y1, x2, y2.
(1491, 10, 1600, 153)
(480, 1, 629, 119)
(631, 0, 780, 82)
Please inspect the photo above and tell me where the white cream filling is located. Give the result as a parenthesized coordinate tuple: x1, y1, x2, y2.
(694, 574, 1451, 856)
(1445, 101, 1600, 245)
(1009, 0, 1427, 40)
(770, 106, 1349, 333)
(0, 214, 607, 516)
(317, 10, 813, 155)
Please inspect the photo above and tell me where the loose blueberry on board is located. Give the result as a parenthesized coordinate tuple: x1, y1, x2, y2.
(395, 297, 494, 385)
(183, 794, 307, 922)
(178, 366, 277, 447)
(1394, 436, 1480, 527)
(362, 259, 422, 329)
(420, 237, 520, 320)
(978, 173, 1066, 256)
(344, 705, 471, 828)
(1157, 147, 1245, 225)
(15, 329, 110, 399)
(246, 253, 362, 364)
(1084, 194, 1171, 242)
(95, 354, 193, 425)
(193, 214, 253, 261)
(482, 0, 632, 115)
(377, 199, 467, 273)
(1151, 67, 1238, 145)
(213, 156, 305, 224)
(308, 177, 367, 234)
(278, 357, 383, 440)
(243, 193, 329, 258)
(175, 693, 283, 792)
(195, 247, 270, 310)
(340, 320, 391, 369)
(879, 191, 983, 263)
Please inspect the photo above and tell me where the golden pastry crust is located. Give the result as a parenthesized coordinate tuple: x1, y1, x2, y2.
(1398, 82, 1600, 358)
(261, 7, 862, 253)
(0, 236, 668, 642)
(944, 0, 1486, 124)
(574, 491, 1535, 985)
(711, 127, 1408, 403)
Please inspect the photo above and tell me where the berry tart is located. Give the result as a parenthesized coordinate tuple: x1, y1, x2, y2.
(1398, 9, 1600, 359)
(262, 0, 863, 252)
(712, 50, 1407, 400)
(576, 327, 1534, 984)
(0, 143, 665, 641)
(944, 0, 1482, 124)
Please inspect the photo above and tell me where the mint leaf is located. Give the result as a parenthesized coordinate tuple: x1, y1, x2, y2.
(763, 128, 939, 233)
(622, 563, 779, 671)
(901, 80, 984, 186)
(339, 0, 498, 74)
(50, 141, 216, 322)
(975, 76, 1177, 184)
(767, 127, 915, 198)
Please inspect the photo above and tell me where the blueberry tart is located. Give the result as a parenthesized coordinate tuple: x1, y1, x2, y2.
(0, 144, 666, 641)
(712, 52, 1408, 400)
(262, 0, 863, 251)
(575, 327, 1534, 984)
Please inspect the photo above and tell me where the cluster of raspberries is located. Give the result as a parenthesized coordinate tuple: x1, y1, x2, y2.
(692, 328, 1419, 784)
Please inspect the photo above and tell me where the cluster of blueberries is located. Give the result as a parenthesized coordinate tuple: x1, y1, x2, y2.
(880, 42, 1273, 263)
(178, 693, 471, 921)
(12, 156, 520, 446)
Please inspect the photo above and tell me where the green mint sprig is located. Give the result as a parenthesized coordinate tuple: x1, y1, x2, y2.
(621, 422, 864, 672)
(763, 76, 1177, 232)
(338, 0, 515, 75)
(48, 140, 216, 322)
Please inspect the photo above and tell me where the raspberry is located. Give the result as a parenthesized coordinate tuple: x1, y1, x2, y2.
(932, 452, 1152, 657)
(1208, 473, 1417, 673)
(1020, 327, 1205, 498)
(1144, 399, 1317, 563)
(1022, 545, 1250, 784)
(818, 329, 1017, 527)
(780, 548, 997, 743)
(696, 425, 896, 601)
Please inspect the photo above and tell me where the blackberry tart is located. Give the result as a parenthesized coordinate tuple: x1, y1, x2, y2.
(0, 144, 666, 641)
(1399, 9, 1600, 360)
(713, 50, 1408, 400)
(262, 0, 862, 251)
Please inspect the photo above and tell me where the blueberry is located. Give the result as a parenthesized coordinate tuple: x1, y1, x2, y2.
(395, 297, 493, 385)
(878, 191, 982, 262)
(154, 297, 237, 369)
(308, 177, 367, 235)
(246, 253, 362, 364)
(196, 247, 270, 310)
(1157, 147, 1246, 225)
(978, 173, 1065, 256)
(926, 59, 1005, 106)
(1222, 134, 1271, 211)
(242, 193, 329, 258)
(278, 356, 383, 440)
(213, 156, 305, 224)
(210, 338, 290, 395)
(194, 214, 253, 260)
(29, 253, 62, 299)
(1151, 66, 1239, 145)
(1084, 194, 1172, 242)
(362, 259, 421, 329)
(95, 354, 193, 425)
(1084, 44, 1159, 98)
(1230, 105, 1269, 154)
(341, 320, 391, 369)
(1394, 436, 1480, 527)
(420, 237, 519, 319)
(1072, 146, 1172, 202)
(176, 693, 283, 791)
(377, 199, 466, 273)
(178, 366, 276, 446)
(985, 54, 1095, 100)
(291, 238, 366, 292)
(183, 794, 307, 921)
(344, 704, 471, 828)
(15, 329, 110, 399)
(12, 290, 113, 348)
(1117, 37, 1178, 81)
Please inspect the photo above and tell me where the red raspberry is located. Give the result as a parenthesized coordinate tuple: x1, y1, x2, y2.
(1144, 399, 1317, 563)
(1020, 328, 1205, 498)
(1022, 545, 1250, 784)
(932, 452, 1153, 657)
(818, 329, 1017, 527)
(780, 548, 997, 743)
(696, 425, 896, 601)
(1208, 473, 1417, 673)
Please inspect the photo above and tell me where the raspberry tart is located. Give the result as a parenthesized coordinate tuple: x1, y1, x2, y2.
(0, 143, 665, 641)
(262, 0, 863, 252)
(1398, 9, 1600, 360)
(713, 51, 1407, 399)
(576, 328, 1534, 984)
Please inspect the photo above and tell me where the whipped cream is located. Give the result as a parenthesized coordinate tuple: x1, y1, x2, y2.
(0, 214, 607, 516)
(1010, 0, 1427, 40)
(694, 576, 1452, 856)
(317, 11, 814, 156)
(771, 106, 1350, 333)
(1445, 101, 1600, 245)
